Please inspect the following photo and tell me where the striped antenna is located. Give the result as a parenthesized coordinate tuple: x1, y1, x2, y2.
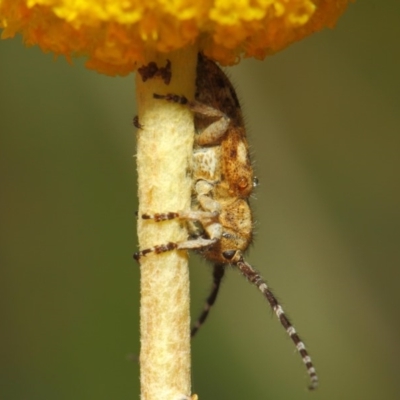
(236, 257, 319, 390)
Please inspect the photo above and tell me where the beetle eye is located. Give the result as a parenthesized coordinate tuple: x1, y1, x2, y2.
(222, 250, 236, 260)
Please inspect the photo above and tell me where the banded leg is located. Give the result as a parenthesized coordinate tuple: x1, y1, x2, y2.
(134, 237, 217, 261)
(141, 210, 218, 223)
(191, 264, 225, 338)
(134, 211, 219, 261)
(236, 257, 319, 390)
(153, 93, 230, 146)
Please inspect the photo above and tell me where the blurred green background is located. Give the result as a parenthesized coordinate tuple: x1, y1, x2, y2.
(1, 1, 399, 399)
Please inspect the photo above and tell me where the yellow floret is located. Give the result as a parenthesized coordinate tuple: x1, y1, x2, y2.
(0, 0, 353, 75)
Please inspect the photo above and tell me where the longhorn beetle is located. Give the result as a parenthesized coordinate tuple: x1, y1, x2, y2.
(134, 53, 319, 390)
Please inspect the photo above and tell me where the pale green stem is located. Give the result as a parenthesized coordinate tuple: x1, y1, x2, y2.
(135, 47, 198, 400)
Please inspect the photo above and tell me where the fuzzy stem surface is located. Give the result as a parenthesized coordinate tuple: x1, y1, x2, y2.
(135, 47, 197, 400)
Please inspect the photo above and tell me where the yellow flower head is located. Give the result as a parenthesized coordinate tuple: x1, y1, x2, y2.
(0, 0, 352, 75)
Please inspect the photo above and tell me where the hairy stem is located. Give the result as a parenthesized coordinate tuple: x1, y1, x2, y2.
(135, 47, 197, 400)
